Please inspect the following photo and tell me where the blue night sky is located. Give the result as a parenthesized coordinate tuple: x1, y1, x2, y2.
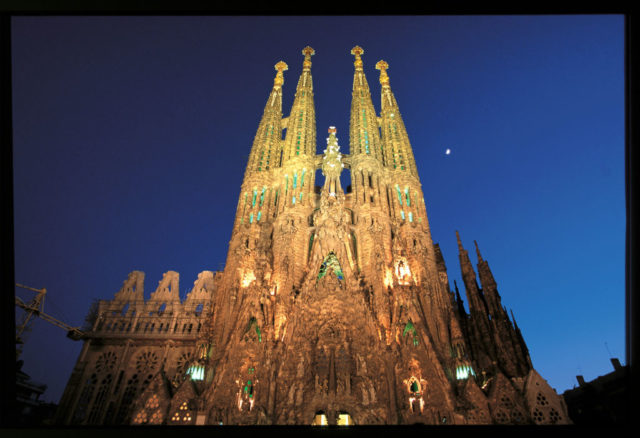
(11, 15, 625, 404)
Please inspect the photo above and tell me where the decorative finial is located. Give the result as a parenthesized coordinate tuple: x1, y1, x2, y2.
(274, 61, 288, 87)
(302, 46, 315, 70)
(328, 126, 337, 134)
(376, 60, 390, 86)
(351, 46, 364, 70)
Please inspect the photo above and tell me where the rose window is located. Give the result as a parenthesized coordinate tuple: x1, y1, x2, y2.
(95, 351, 117, 374)
(135, 351, 159, 374)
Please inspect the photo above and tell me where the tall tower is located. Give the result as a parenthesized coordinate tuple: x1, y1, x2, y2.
(58, 46, 571, 427)
(182, 46, 569, 425)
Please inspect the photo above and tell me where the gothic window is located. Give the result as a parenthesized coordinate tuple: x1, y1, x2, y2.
(195, 303, 203, 316)
(115, 373, 139, 424)
(113, 370, 124, 395)
(72, 373, 97, 423)
(318, 252, 344, 280)
(87, 373, 112, 424)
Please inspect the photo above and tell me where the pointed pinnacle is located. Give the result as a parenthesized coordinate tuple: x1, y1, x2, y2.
(456, 230, 464, 252)
(474, 240, 484, 263)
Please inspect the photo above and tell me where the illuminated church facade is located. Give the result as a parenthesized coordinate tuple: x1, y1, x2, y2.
(56, 46, 570, 426)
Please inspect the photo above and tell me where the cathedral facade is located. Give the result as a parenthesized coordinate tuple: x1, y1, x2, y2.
(56, 46, 570, 426)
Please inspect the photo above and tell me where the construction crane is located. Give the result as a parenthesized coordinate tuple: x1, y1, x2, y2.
(15, 283, 85, 360)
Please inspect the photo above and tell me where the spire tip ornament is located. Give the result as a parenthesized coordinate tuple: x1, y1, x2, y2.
(273, 61, 288, 87)
(302, 46, 315, 70)
(376, 60, 390, 86)
(351, 45, 364, 70)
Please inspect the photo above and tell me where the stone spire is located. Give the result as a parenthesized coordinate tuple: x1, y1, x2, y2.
(456, 231, 484, 313)
(456, 231, 496, 372)
(474, 240, 503, 318)
(278, 47, 317, 211)
(234, 61, 287, 232)
(281, 46, 317, 162)
(376, 60, 418, 177)
(245, 61, 287, 176)
(349, 46, 383, 161)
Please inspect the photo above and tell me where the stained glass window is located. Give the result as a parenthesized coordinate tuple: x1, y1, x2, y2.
(318, 252, 344, 280)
